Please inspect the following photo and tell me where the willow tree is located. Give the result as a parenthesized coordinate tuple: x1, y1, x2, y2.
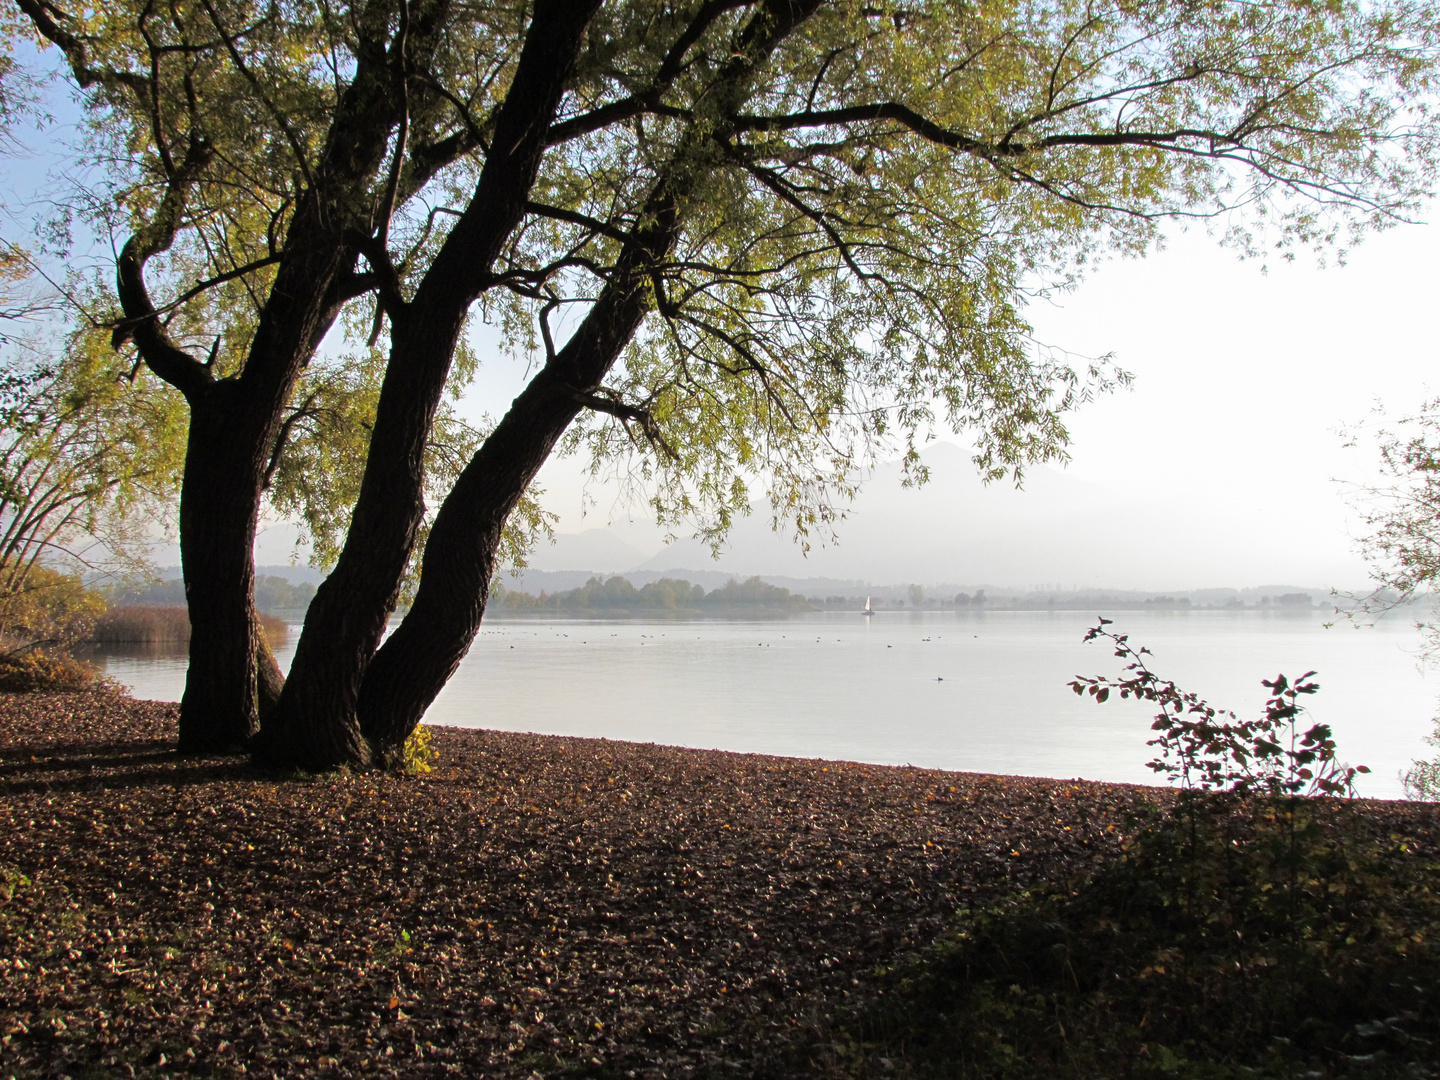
(10, 0, 1438, 768)
(332, 0, 1440, 771)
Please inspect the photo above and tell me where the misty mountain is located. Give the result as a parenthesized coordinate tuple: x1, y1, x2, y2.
(539, 441, 1364, 591)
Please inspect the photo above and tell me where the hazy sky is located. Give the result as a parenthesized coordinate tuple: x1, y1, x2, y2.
(453, 219, 1439, 590)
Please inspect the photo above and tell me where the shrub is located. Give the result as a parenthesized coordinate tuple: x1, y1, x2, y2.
(0, 648, 111, 692)
(1072, 618, 1368, 797)
(834, 796, 1440, 1080)
(401, 724, 437, 775)
(0, 562, 107, 651)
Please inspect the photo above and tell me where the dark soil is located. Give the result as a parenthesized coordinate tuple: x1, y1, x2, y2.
(7, 689, 1429, 1078)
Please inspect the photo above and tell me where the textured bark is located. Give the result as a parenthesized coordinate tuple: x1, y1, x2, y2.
(173, 387, 266, 751)
(172, 223, 355, 749)
(264, 0, 604, 771)
(356, 369, 591, 765)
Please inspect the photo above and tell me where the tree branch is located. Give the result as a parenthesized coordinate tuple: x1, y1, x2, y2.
(13, 0, 152, 94)
(524, 200, 632, 243)
(567, 386, 680, 462)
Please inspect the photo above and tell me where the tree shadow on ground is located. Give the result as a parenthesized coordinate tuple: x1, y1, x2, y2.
(0, 738, 259, 796)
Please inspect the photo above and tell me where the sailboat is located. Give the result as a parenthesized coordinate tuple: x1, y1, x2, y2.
(863, 596, 874, 616)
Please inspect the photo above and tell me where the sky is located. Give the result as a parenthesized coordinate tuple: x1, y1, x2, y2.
(449, 218, 1440, 591)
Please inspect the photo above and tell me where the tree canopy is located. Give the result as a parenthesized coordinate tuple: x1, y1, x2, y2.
(6, 0, 1439, 769)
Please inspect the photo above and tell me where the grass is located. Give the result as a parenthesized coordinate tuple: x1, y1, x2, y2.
(792, 794, 1440, 1079)
(89, 605, 289, 646)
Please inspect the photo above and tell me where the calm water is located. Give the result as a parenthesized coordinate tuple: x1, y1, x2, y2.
(97, 610, 1436, 798)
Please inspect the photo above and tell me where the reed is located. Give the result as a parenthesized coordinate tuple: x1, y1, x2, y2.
(91, 606, 289, 647)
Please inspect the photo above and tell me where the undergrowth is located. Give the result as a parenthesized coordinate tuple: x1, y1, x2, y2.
(802, 795, 1440, 1079)
(0, 648, 112, 692)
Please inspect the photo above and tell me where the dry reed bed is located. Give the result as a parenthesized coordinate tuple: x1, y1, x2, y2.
(89, 606, 288, 646)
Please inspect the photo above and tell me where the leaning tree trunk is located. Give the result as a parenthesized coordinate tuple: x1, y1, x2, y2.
(261, 0, 603, 771)
(358, 243, 671, 762)
(356, 368, 588, 766)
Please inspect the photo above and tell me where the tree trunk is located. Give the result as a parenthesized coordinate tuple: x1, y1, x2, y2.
(175, 392, 270, 752)
(357, 370, 583, 765)
(359, 258, 667, 759)
(262, 0, 603, 771)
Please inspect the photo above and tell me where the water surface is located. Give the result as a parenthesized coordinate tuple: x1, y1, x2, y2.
(97, 609, 1435, 798)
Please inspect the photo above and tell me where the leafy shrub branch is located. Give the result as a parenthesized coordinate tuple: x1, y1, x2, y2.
(1071, 618, 1368, 797)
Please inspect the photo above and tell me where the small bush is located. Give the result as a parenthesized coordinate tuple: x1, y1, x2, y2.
(0, 648, 111, 692)
(401, 724, 437, 775)
(0, 563, 107, 649)
(1072, 618, 1368, 796)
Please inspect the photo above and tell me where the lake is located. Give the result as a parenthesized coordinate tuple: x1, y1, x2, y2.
(95, 609, 1436, 798)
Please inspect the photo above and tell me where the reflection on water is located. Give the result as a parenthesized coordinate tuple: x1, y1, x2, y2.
(91, 609, 1435, 798)
(80, 640, 191, 662)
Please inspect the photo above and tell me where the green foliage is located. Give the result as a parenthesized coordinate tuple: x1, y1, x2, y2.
(1073, 620, 1369, 797)
(827, 797, 1440, 1079)
(0, 327, 185, 575)
(400, 724, 436, 776)
(13, 0, 1439, 571)
(0, 561, 106, 649)
(541, 0, 1440, 547)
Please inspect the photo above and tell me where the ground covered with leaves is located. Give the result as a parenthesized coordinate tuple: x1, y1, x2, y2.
(1, 692, 1437, 1079)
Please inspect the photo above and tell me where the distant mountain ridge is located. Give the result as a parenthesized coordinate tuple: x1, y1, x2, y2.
(521, 441, 1366, 590)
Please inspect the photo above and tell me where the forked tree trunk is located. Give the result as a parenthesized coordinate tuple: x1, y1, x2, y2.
(261, 0, 602, 770)
(282, 0, 818, 769)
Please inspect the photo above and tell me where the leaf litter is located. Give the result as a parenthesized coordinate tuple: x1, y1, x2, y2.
(0, 689, 1431, 1078)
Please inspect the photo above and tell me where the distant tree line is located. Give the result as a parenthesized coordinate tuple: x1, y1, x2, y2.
(491, 576, 808, 613)
(110, 576, 317, 617)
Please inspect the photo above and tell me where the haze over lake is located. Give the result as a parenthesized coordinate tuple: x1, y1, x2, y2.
(98, 609, 1433, 799)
